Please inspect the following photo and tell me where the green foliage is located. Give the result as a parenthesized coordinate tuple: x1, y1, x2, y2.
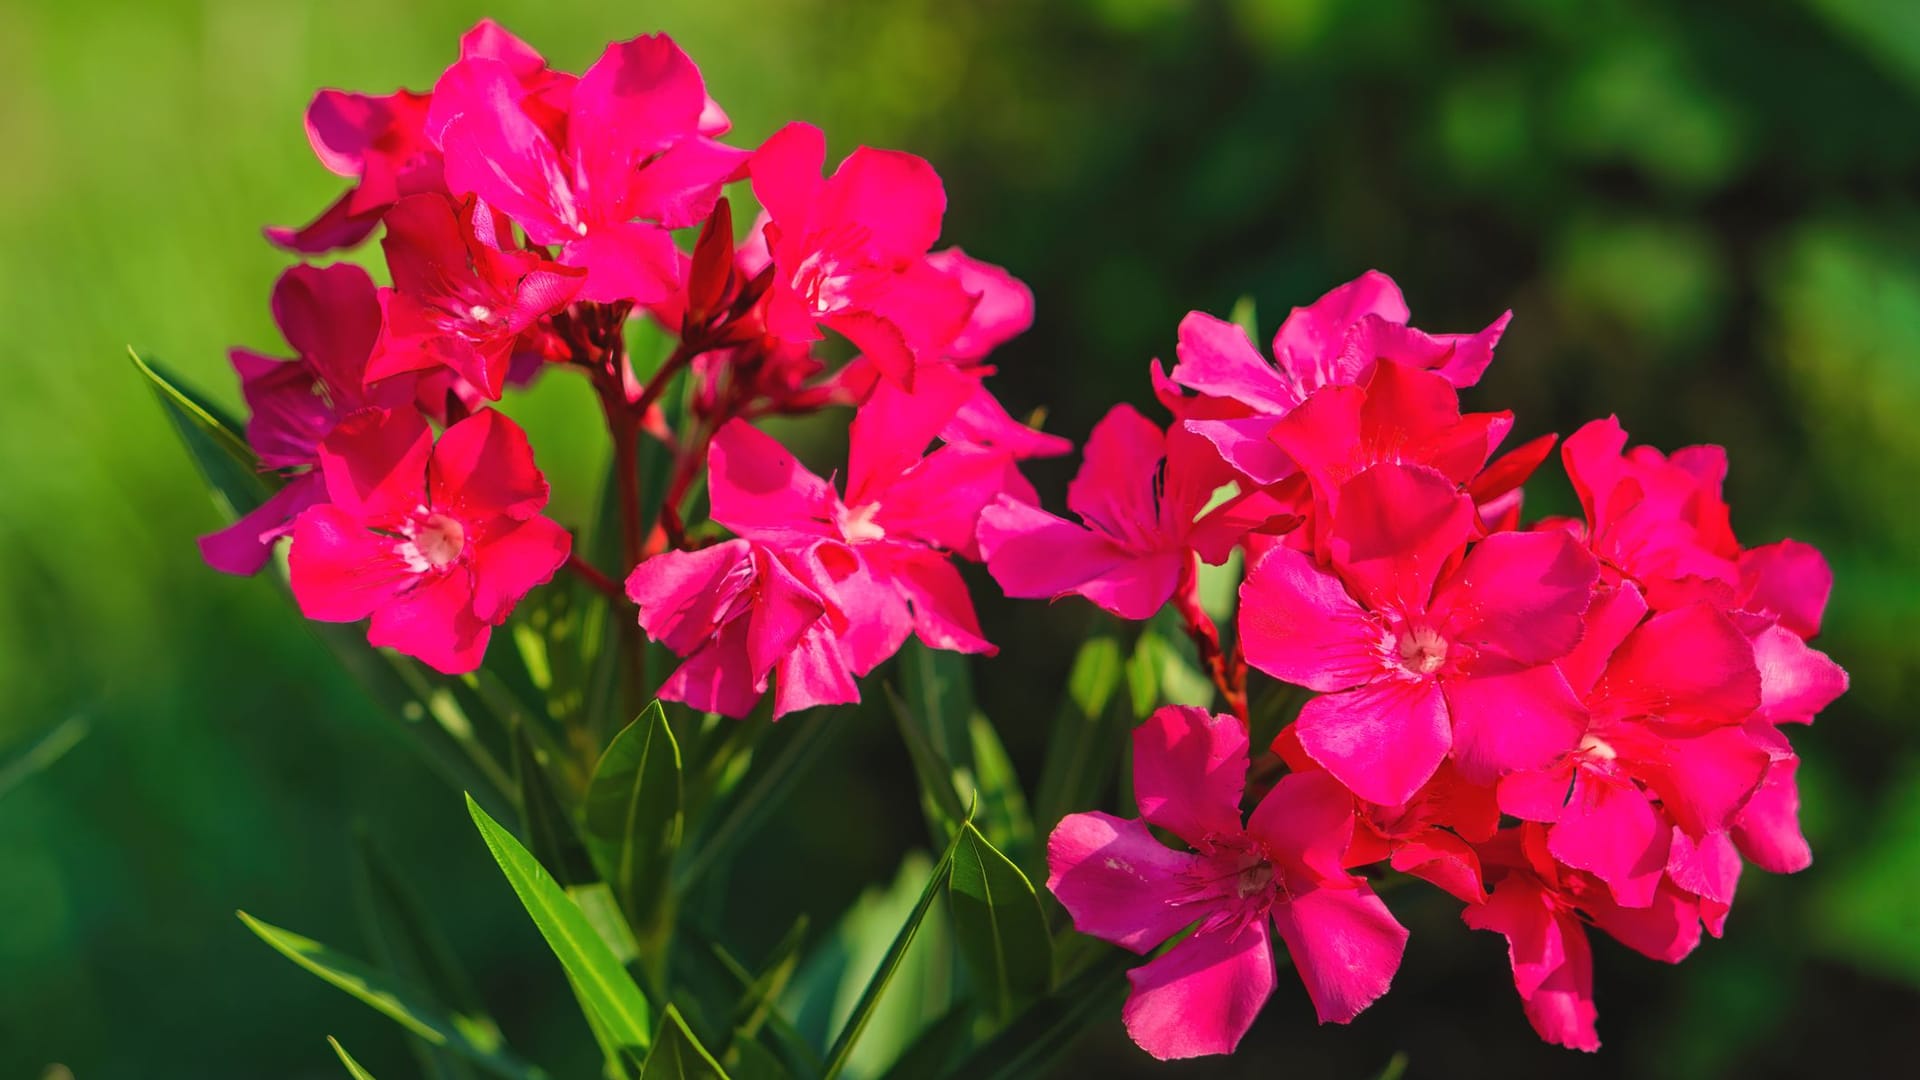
(0, 715, 88, 803)
(585, 703, 686, 941)
(329, 1037, 381, 1080)
(637, 1007, 731, 1080)
(237, 912, 542, 1080)
(948, 823, 1052, 1022)
(466, 795, 657, 1056)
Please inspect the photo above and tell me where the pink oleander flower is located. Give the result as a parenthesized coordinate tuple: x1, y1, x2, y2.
(626, 539, 857, 719)
(702, 364, 1009, 685)
(978, 403, 1290, 620)
(750, 122, 976, 387)
(429, 33, 749, 304)
(266, 20, 553, 253)
(364, 193, 585, 400)
(1561, 416, 1741, 610)
(1048, 706, 1408, 1059)
(1241, 462, 1599, 805)
(1498, 588, 1767, 909)
(201, 264, 416, 575)
(924, 247, 1035, 363)
(1168, 270, 1509, 417)
(1466, 824, 1705, 1052)
(288, 407, 570, 674)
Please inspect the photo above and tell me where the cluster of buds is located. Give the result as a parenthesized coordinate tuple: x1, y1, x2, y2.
(204, 20, 1845, 1062)
(1039, 274, 1848, 1055)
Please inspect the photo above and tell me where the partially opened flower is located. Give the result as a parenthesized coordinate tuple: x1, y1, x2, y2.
(1240, 462, 1599, 804)
(979, 403, 1289, 620)
(364, 193, 585, 400)
(201, 264, 416, 575)
(1048, 706, 1408, 1059)
(288, 407, 570, 674)
(430, 33, 749, 303)
(750, 122, 975, 386)
(626, 539, 857, 719)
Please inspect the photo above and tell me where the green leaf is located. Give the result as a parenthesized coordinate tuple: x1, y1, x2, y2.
(639, 1007, 731, 1080)
(0, 714, 89, 802)
(1126, 615, 1213, 718)
(820, 825, 968, 1080)
(1373, 1051, 1411, 1080)
(1228, 294, 1259, 343)
(328, 1036, 381, 1080)
(874, 1005, 972, 1080)
(236, 912, 541, 1080)
(948, 823, 1052, 1022)
(585, 702, 685, 935)
(352, 827, 501, 1080)
(897, 641, 975, 768)
(888, 665, 1034, 863)
(934, 947, 1131, 1080)
(965, 716, 1034, 866)
(514, 726, 598, 887)
(130, 348, 273, 517)
(467, 794, 655, 1054)
(1033, 632, 1127, 831)
(887, 685, 969, 838)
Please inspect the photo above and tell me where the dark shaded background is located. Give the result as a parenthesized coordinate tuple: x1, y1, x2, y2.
(2, 0, 1916, 1076)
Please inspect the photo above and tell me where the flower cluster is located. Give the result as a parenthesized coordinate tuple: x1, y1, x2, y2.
(203, 19, 1845, 1064)
(212, 20, 1052, 685)
(1036, 275, 1847, 1055)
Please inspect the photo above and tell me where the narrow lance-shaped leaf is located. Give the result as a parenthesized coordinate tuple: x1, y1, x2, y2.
(129, 347, 273, 516)
(639, 1006, 731, 1080)
(966, 715, 1035, 867)
(820, 820, 969, 1080)
(887, 685, 968, 841)
(467, 794, 655, 1054)
(515, 726, 599, 887)
(585, 702, 684, 936)
(329, 1036, 382, 1080)
(0, 714, 89, 803)
(934, 947, 1132, 1080)
(677, 709, 840, 894)
(236, 912, 543, 1080)
(948, 822, 1053, 1022)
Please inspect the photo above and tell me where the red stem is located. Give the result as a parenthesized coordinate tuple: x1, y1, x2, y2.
(565, 552, 622, 600)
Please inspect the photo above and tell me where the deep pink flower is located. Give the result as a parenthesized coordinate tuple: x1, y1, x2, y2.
(1240, 463, 1599, 805)
(364, 193, 584, 400)
(626, 539, 857, 720)
(1466, 824, 1704, 1052)
(429, 34, 749, 304)
(1561, 417, 1741, 610)
(1168, 271, 1509, 416)
(703, 364, 1007, 685)
(978, 404, 1290, 620)
(265, 20, 553, 253)
(1047, 706, 1407, 1059)
(749, 122, 975, 387)
(288, 407, 570, 674)
(924, 247, 1034, 362)
(201, 264, 416, 575)
(1498, 589, 1767, 907)
(1338, 756, 1501, 904)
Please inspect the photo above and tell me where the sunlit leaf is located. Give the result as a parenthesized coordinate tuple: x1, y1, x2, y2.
(585, 702, 685, 936)
(467, 794, 655, 1054)
(129, 348, 272, 517)
(1033, 632, 1127, 833)
(948, 823, 1052, 1022)
(328, 1036, 380, 1080)
(638, 1006, 731, 1080)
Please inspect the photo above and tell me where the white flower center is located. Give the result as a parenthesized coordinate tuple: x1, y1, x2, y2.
(468, 304, 494, 322)
(838, 501, 887, 544)
(1394, 624, 1450, 676)
(399, 511, 467, 572)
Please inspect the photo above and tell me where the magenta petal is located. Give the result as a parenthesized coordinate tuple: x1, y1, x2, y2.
(1122, 922, 1276, 1060)
(429, 409, 550, 523)
(469, 515, 570, 623)
(1186, 416, 1294, 486)
(1444, 664, 1586, 785)
(926, 247, 1034, 361)
(1547, 769, 1668, 908)
(977, 497, 1157, 618)
(1239, 544, 1383, 693)
(1593, 602, 1761, 724)
(199, 476, 324, 576)
(747, 547, 834, 681)
(1170, 310, 1297, 415)
(1556, 581, 1648, 698)
(748, 122, 827, 228)
(1432, 531, 1598, 666)
(818, 146, 947, 261)
(1244, 769, 1355, 879)
(430, 58, 569, 242)
(770, 622, 861, 719)
(1750, 623, 1848, 724)
(1463, 875, 1599, 1052)
(1497, 762, 1577, 823)
(707, 421, 837, 542)
(1132, 706, 1248, 848)
(942, 380, 1072, 459)
(1273, 271, 1409, 390)
(1581, 878, 1704, 964)
(1327, 464, 1475, 614)
(1621, 724, 1770, 838)
(1270, 882, 1408, 1024)
(846, 362, 975, 505)
(1065, 405, 1165, 543)
(289, 503, 416, 621)
(1296, 678, 1450, 807)
(627, 540, 753, 655)
(570, 35, 707, 202)
(659, 617, 762, 719)
(626, 135, 751, 229)
(562, 221, 683, 305)
(265, 187, 384, 254)
(1737, 539, 1832, 639)
(274, 263, 384, 401)
(1046, 811, 1204, 953)
(1732, 748, 1811, 874)
(367, 571, 491, 675)
(1667, 827, 1741, 937)
(889, 552, 994, 655)
(317, 407, 432, 523)
(1388, 831, 1487, 904)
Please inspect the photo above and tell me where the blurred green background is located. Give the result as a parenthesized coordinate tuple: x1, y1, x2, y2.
(3, 0, 1917, 1076)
